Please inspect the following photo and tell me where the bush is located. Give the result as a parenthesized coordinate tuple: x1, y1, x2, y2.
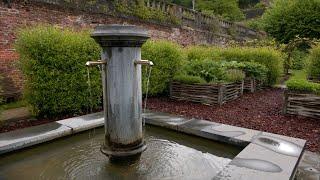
(261, 0, 320, 43)
(225, 69, 245, 82)
(185, 46, 221, 62)
(16, 26, 102, 118)
(184, 59, 226, 83)
(307, 45, 320, 79)
(218, 47, 283, 85)
(221, 61, 268, 81)
(173, 75, 206, 84)
(142, 40, 183, 95)
(286, 70, 320, 94)
(291, 49, 307, 70)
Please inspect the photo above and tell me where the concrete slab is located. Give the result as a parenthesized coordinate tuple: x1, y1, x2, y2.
(57, 112, 104, 133)
(296, 151, 320, 180)
(0, 122, 72, 155)
(143, 112, 192, 130)
(214, 143, 304, 180)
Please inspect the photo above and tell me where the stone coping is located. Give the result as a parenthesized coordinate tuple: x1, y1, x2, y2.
(0, 111, 306, 180)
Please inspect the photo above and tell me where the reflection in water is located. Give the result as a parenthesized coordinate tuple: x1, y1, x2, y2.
(0, 126, 241, 180)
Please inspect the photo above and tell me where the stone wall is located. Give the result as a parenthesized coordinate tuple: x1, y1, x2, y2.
(0, 0, 261, 99)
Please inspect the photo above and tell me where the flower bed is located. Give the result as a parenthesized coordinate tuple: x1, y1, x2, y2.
(284, 90, 320, 120)
(170, 81, 244, 105)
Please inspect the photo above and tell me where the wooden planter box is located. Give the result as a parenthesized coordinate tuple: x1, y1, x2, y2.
(283, 90, 320, 120)
(170, 81, 244, 105)
(308, 76, 320, 83)
(243, 77, 264, 92)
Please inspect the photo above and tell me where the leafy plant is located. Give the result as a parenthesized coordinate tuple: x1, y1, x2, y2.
(225, 69, 245, 82)
(261, 0, 320, 43)
(307, 44, 320, 79)
(286, 70, 320, 94)
(15, 26, 102, 118)
(142, 40, 183, 95)
(173, 74, 206, 84)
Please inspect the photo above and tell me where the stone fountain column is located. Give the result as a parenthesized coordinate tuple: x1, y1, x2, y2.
(91, 25, 150, 159)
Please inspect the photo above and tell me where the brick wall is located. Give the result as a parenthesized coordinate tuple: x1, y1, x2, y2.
(0, 0, 237, 99)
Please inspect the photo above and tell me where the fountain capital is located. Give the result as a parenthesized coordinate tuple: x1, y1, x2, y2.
(91, 24, 150, 47)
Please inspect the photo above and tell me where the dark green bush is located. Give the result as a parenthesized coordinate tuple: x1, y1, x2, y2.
(142, 40, 183, 95)
(286, 70, 320, 94)
(307, 45, 320, 79)
(221, 61, 268, 81)
(218, 47, 283, 85)
(16, 26, 102, 118)
(291, 49, 307, 70)
(173, 75, 206, 84)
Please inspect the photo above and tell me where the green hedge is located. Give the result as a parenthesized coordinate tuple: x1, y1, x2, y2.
(219, 47, 283, 85)
(173, 75, 206, 84)
(16, 26, 102, 118)
(286, 70, 320, 95)
(307, 45, 320, 79)
(142, 40, 183, 95)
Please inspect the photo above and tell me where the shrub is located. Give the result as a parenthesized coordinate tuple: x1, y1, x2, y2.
(185, 46, 221, 62)
(184, 59, 226, 83)
(173, 75, 206, 84)
(307, 45, 320, 79)
(16, 26, 102, 118)
(225, 69, 245, 82)
(261, 0, 320, 43)
(221, 61, 268, 81)
(142, 40, 183, 95)
(218, 47, 283, 85)
(286, 70, 320, 95)
(291, 49, 307, 70)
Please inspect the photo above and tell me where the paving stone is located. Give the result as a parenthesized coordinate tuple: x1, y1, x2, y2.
(57, 112, 104, 133)
(142, 112, 191, 130)
(0, 122, 72, 154)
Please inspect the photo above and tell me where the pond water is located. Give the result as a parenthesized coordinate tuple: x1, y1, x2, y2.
(0, 126, 242, 180)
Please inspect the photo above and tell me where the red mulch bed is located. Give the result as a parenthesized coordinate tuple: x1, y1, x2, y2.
(147, 88, 320, 152)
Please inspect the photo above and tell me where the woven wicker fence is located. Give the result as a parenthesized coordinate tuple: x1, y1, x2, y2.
(283, 90, 320, 120)
(170, 81, 244, 105)
(243, 77, 264, 92)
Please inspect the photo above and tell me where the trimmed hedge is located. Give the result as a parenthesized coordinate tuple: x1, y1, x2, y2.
(286, 70, 320, 95)
(307, 45, 320, 79)
(172, 75, 206, 84)
(219, 47, 283, 86)
(142, 40, 183, 95)
(16, 26, 102, 118)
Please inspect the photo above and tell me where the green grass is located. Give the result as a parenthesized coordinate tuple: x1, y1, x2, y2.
(0, 100, 28, 111)
(286, 70, 320, 95)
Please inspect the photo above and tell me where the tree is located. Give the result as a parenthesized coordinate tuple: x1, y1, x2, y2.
(262, 0, 320, 43)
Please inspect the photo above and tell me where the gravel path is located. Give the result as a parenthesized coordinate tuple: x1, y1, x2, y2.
(147, 88, 320, 152)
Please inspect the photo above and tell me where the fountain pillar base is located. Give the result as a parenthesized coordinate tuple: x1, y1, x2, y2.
(101, 142, 147, 159)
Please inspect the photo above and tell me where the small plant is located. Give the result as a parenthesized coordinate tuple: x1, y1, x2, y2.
(286, 70, 320, 95)
(225, 69, 245, 82)
(173, 75, 206, 84)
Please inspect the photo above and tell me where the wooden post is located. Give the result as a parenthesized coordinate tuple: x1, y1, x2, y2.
(283, 89, 288, 114)
(240, 80, 244, 95)
(218, 84, 225, 105)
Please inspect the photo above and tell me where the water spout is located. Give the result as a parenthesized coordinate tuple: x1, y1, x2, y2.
(85, 60, 107, 67)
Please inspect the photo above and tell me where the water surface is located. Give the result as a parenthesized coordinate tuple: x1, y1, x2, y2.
(0, 126, 242, 180)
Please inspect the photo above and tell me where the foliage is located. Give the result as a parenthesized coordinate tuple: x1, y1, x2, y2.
(114, 0, 181, 25)
(218, 47, 283, 85)
(173, 74, 206, 84)
(0, 100, 28, 111)
(184, 46, 221, 62)
(222, 61, 268, 81)
(244, 17, 264, 31)
(307, 45, 320, 79)
(286, 70, 320, 94)
(15, 26, 102, 118)
(196, 0, 245, 21)
(183, 60, 226, 83)
(225, 69, 245, 82)
(291, 49, 307, 70)
(261, 0, 320, 43)
(142, 40, 183, 95)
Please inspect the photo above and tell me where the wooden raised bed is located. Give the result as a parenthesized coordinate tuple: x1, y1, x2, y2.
(283, 90, 320, 120)
(170, 81, 244, 105)
(243, 77, 264, 92)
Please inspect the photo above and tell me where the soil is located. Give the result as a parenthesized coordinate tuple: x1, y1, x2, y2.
(147, 88, 320, 152)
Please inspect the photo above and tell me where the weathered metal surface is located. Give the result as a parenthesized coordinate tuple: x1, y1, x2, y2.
(92, 25, 149, 157)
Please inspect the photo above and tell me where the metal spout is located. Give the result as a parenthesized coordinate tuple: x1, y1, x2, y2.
(86, 60, 107, 67)
(135, 60, 154, 66)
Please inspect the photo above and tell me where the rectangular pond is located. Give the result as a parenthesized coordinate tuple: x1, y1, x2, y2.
(0, 125, 242, 180)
